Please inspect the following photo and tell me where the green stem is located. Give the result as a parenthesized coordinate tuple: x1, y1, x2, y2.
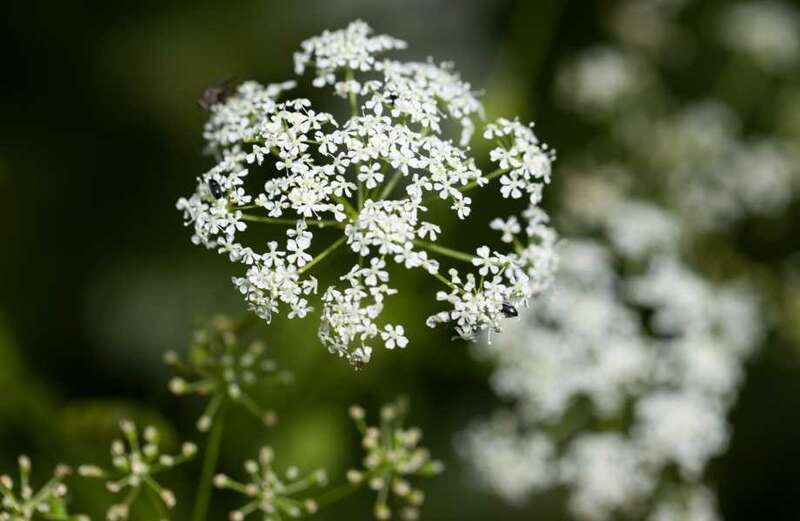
(240, 214, 343, 228)
(332, 196, 358, 219)
(412, 240, 475, 263)
(315, 481, 361, 510)
(345, 68, 366, 210)
(458, 167, 509, 195)
(378, 169, 404, 200)
(345, 68, 358, 116)
(511, 237, 525, 255)
(192, 403, 226, 521)
(299, 236, 347, 275)
(146, 486, 169, 520)
(430, 270, 458, 291)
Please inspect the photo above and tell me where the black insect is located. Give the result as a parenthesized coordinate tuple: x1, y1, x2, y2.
(387, 92, 399, 106)
(501, 302, 518, 318)
(197, 78, 234, 111)
(208, 178, 224, 199)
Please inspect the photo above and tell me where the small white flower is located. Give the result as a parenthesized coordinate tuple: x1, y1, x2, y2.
(471, 246, 496, 276)
(490, 216, 521, 243)
(381, 324, 408, 349)
(358, 163, 385, 189)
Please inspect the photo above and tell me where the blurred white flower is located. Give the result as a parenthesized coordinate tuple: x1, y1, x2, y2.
(729, 139, 797, 215)
(649, 485, 721, 521)
(629, 101, 798, 229)
(719, 1, 800, 73)
(556, 46, 647, 117)
(633, 391, 729, 478)
(561, 434, 653, 520)
(610, 0, 692, 57)
(460, 202, 762, 521)
(604, 202, 680, 259)
(458, 414, 554, 505)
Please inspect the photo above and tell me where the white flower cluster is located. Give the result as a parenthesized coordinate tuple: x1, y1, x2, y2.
(460, 202, 762, 521)
(177, 20, 558, 367)
(719, 0, 800, 73)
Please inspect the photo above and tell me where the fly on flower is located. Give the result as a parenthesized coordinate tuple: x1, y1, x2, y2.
(197, 78, 234, 111)
(177, 20, 559, 368)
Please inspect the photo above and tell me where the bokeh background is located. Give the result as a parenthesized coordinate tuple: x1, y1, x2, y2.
(2, 0, 800, 519)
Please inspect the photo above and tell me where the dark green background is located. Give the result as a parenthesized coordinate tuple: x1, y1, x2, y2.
(2, 1, 800, 519)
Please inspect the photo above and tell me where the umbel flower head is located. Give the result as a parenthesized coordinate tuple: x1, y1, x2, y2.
(460, 201, 762, 521)
(78, 420, 196, 521)
(0, 456, 86, 521)
(214, 446, 328, 521)
(177, 20, 558, 368)
(164, 315, 292, 432)
(347, 398, 443, 520)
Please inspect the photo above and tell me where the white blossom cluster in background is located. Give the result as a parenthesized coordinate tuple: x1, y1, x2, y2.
(555, 46, 648, 118)
(461, 2, 799, 518)
(719, 0, 800, 74)
(555, 1, 800, 232)
(177, 20, 558, 367)
(609, 0, 692, 56)
(634, 101, 799, 230)
(459, 202, 763, 521)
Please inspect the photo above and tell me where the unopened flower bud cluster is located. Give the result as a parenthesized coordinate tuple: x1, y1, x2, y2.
(78, 420, 196, 521)
(214, 446, 327, 521)
(0, 456, 87, 521)
(348, 399, 443, 520)
(165, 315, 290, 431)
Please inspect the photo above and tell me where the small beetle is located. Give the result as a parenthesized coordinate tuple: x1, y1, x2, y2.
(501, 302, 518, 318)
(207, 178, 224, 199)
